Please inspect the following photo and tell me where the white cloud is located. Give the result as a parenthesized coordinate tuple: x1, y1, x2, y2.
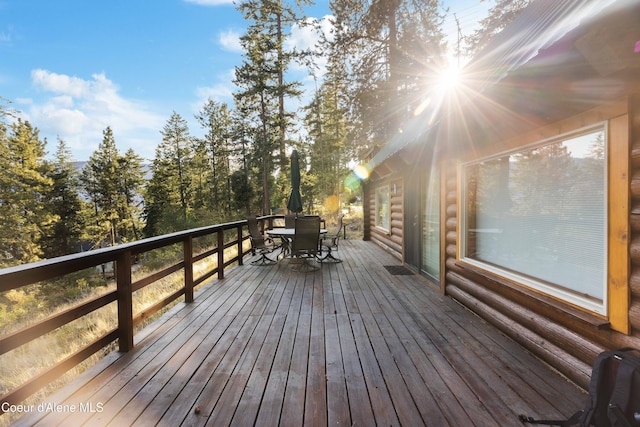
(317, 15, 335, 43)
(286, 16, 334, 78)
(50, 95, 74, 108)
(287, 19, 319, 52)
(196, 83, 234, 102)
(0, 25, 14, 46)
(183, 0, 234, 6)
(218, 29, 243, 53)
(287, 16, 334, 51)
(32, 69, 90, 98)
(193, 68, 236, 112)
(27, 69, 166, 160)
(31, 104, 89, 136)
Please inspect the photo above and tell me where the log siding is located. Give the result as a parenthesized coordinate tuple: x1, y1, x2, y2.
(629, 94, 640, 332)
(365, 177, 404, 260)
(440, 102, 640, 389)
(361, 0, 640, 396)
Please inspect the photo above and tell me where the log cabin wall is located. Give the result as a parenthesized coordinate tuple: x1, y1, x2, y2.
(630, 93, 640, 333)
(364, 173, 404, 261)
(442, 99, 640, 390)
(357, 0, 640, 393)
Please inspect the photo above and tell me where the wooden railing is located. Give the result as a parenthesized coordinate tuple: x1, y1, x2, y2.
(0, 216, 275, 413)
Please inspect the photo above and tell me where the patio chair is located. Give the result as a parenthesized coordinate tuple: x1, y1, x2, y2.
(319, 214, 344, 263)
(247, 214, 278, 265)
(279, 213, 297, 257)
(290, 216, 321, 271)
(284, 214, 296, 228)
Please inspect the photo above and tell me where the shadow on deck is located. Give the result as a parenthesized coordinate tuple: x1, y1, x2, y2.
(13, 240, 586, 426)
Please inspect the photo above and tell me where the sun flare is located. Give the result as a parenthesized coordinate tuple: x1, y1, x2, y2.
(436, 64, 462, 92)
(413, 63, 465, 117)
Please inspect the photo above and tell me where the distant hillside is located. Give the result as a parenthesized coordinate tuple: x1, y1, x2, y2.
(72, 161, 87, 172)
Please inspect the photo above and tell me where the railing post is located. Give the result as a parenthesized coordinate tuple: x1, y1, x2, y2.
(237, 225, 244, 266)
(184, 236, 194, 303)
(217, 230, 225, 280)
(116, 251, 134, 352)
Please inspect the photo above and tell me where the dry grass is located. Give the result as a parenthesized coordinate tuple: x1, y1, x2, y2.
(0, 241, 249, 427)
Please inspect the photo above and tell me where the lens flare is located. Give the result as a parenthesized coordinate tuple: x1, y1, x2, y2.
(353, 164, 369, 180)
(344, 173, 360, 191)
(324, 195, 339, 212)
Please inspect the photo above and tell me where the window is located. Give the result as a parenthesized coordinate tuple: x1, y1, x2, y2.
(460, 125, 607, 314)
(375, 186, 390, 231)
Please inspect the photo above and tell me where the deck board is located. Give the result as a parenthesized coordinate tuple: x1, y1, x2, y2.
(13, 240, 586, 427)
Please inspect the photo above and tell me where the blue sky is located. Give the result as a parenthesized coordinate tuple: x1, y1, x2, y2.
(0, 0, 490, 161)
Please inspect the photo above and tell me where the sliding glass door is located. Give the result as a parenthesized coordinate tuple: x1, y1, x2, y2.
(421, 166, 440, 280)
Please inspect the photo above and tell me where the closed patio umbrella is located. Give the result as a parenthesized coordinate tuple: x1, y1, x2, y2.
(287, 150, 303, 213)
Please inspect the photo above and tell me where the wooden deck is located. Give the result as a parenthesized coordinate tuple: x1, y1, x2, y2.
(13, 240, 586, 426)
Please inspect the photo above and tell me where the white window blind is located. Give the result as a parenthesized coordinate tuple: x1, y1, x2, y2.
(462, 127, 607, 312)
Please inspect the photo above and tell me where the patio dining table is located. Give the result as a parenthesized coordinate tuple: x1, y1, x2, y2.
(266, 228, 327, 260)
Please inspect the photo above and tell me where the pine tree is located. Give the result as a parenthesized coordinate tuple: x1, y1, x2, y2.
(81, 127, 144, 246)
(194, 99, 233, 217)
(82, 127, 121, 246)
(41, 139, 85, 257)
(330, 0, 447, 149)
(0, 119, 55, 266)
(229, 107, 258, 215)
(143, 112, 194, 235)
(0, 97, 16, 120)
(305, 57, 353, 213)
(234, 27, 278, 215)
(143, 153, 173, 237)
(239, 0, 309, 172)
(234, 0, 309, 214)
(230, 169, 254, 215)
(117, 148, 145, 241)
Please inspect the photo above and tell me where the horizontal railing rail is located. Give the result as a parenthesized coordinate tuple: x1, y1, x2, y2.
(0, 216, 275, 414)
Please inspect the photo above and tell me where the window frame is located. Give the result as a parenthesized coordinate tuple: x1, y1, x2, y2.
(458, 123, 609, 316)
(375, 185, 391, 232)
